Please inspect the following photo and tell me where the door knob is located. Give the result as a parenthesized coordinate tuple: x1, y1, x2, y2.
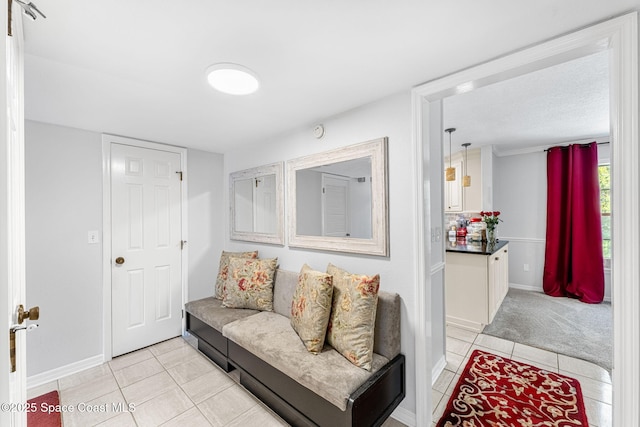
(115, 257, 125, 265)
(17, 305, 39, 325)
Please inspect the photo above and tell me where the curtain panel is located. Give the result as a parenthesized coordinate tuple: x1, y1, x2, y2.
(543, 142, 604, 303)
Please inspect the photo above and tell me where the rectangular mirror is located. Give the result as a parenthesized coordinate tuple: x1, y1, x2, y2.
(230, 162, 284, 245)
(287, 137, 388, 256)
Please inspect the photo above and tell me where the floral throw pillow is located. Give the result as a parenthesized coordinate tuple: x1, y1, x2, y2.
(326, 263, 380, 371)
(290, 264, 334, 354)
(215, 250, 258, 300)
(222, 257, 277, 311)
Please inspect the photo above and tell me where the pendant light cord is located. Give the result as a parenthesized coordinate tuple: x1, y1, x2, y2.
(449, 133, 452, 170)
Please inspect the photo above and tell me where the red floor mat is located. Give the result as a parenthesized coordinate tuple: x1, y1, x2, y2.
(27, 390, 62, 427)
(437, 349, 588, 426)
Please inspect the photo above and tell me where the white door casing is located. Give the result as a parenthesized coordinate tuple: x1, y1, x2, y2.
(103, 136, 188, 359)
(1, 4, 27, 426)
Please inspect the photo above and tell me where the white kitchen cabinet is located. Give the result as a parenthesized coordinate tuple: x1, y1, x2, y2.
(445, 243, 509, 332)
(444, 159, 463, 212)
(488, 245, 509, 321)
(462, 149, 482, 212)
(444, 148, 484, 213)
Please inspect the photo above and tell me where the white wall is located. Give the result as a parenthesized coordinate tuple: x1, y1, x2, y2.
(494, 144, 611, 300)
(25, 120, 103, 376)
(224, 91, 418, 421)
(25, 120, 225, 378)
(349, 176, 372, 239)
(187, 149, 225, 301)
(295, 169, 322, 235)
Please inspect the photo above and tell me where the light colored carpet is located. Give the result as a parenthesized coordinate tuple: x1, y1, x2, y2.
(482, 288, 612, 371)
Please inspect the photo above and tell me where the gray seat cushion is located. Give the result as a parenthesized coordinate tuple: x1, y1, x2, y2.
(222, 311, 390, 411)
(185, 297, 259, 331)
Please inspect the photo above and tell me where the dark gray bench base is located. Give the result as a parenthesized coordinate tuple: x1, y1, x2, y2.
(229, 340, 406, 427)
(186, 314, 233, 372)
(187, 311, 405, 427)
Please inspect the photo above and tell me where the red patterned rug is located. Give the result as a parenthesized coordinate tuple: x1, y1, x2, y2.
(27, 390, 62, 427)
(437, 349, 588, 427)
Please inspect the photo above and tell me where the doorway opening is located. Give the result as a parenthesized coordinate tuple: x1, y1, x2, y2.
(412, 12, 639, 426)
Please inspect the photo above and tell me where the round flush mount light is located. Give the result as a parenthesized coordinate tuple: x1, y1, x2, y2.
(206, 63, 260, 95)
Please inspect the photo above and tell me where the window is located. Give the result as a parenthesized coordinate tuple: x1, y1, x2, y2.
(598, 164, 611, 260)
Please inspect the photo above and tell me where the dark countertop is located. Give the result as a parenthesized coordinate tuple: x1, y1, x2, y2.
(445, 239, 508, 255)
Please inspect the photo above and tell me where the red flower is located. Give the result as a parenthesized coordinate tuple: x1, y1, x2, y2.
(493, 211, 500, 216)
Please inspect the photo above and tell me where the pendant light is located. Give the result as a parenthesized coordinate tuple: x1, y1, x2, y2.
(462, 142, 471, 187)
(445, 128, 456, 181)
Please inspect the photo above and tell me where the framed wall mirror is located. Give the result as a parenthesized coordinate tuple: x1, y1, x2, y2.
(287, 137, 389, 256)
(230, 162, 285, 245)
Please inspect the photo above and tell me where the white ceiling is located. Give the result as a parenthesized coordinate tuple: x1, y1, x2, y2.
(21, 1, 637, 153)
(444, 51, 610, 156)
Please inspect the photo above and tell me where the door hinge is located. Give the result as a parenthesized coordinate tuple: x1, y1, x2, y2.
(180, 240, 187, 250)
(182, 309, 184, 319)
(176, 171, 183, 181)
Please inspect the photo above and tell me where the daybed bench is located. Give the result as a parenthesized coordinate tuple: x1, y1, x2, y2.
(185, 268, 406, 427)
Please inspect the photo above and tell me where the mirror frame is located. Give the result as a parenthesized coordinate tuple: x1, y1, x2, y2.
(287, 137, 389, 256)
(229, 162, 285, 245)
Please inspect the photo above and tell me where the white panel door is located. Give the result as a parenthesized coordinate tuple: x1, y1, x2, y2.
(322, 174, 350, 237)
(254, 174, 276, 233)
(111, 144, 182, 356)
(2, 6, 27, 426)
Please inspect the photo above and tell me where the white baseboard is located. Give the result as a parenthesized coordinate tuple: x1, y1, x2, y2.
(391, 405, 417, 427)
(509, 283, 541, 292)
(509, 283, 612, 302)
(432, 355, 447, 386)
(27, 354, 104, 389)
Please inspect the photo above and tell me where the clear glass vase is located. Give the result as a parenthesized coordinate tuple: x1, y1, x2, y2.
(487, 227, 497, 246)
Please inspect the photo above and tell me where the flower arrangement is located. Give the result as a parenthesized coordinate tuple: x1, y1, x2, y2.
(479, 211, 502, 230)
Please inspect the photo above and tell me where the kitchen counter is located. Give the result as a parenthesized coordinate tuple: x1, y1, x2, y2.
(445, 239, 508, 255)
(445, 241, 510, 332)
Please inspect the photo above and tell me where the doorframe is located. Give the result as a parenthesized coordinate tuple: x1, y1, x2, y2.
(1, 4, 27, 426)
(101, 134, 189, 361)
(411, 12, 639, 426)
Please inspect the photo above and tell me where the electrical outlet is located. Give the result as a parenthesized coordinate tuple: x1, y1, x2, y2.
(523, 263, 530, 272)
(88, 230, 100, 244)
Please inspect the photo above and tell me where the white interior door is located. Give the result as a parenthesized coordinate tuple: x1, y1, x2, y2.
(2, 5, 27, 426)
(254, 174, 276, 233)
(322, 174, 350, 237)
(111, 143, 183, 356)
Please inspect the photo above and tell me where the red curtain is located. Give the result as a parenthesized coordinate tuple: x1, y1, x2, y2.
(543, 142, 604, 303)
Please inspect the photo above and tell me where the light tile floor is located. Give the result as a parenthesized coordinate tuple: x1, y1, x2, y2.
(27, 329, 611, 427)
(432, 325, 613, 427)
(27, 336, 406, 427)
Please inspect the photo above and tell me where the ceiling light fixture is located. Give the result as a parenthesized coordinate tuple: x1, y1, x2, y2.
(206, 63, 260, 95)
(445, 128, 456, 182)
(462, 142, 471, 187)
